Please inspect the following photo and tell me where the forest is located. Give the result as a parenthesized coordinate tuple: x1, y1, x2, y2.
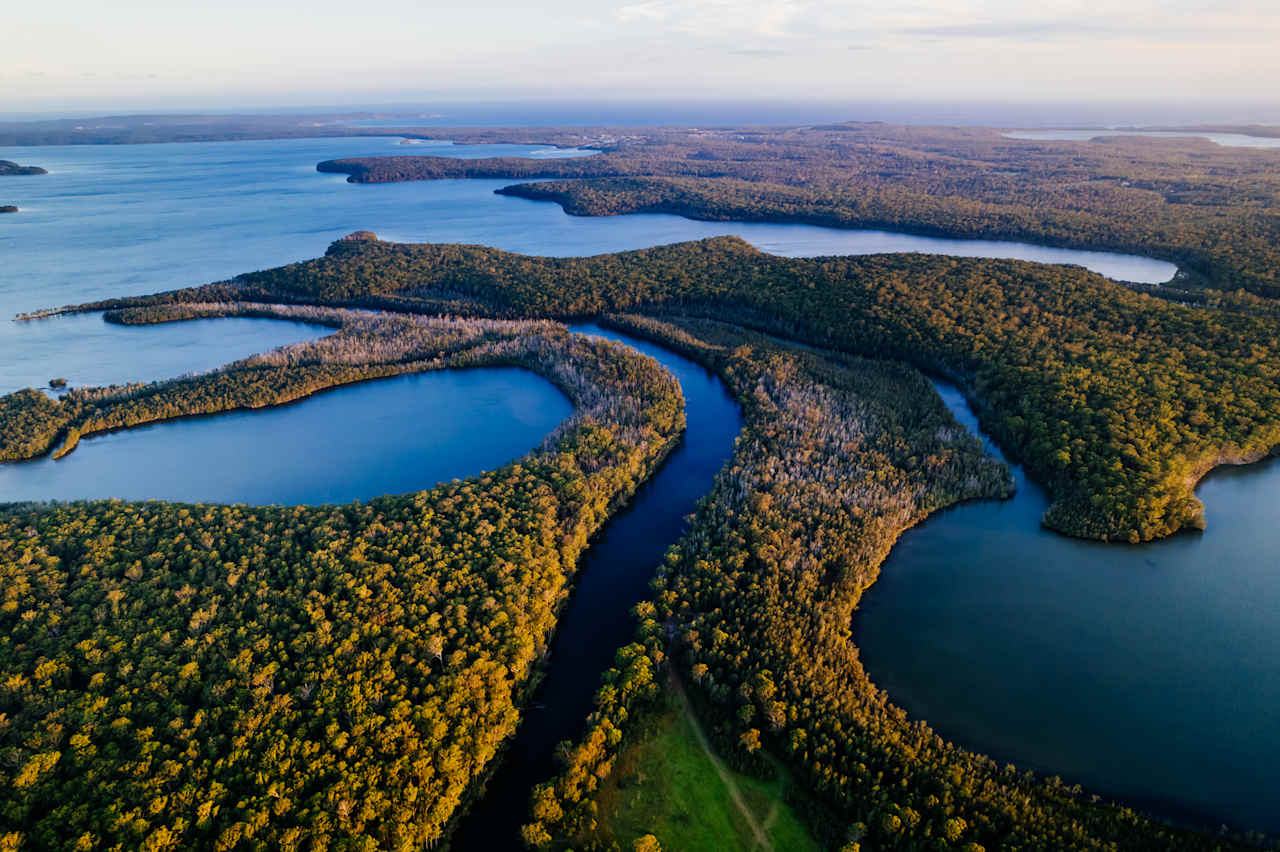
(0, 308, 686, 850)
(55, 233, 1280, 543)
(314, 123, 1280, 298)
(523, 314, 1258, 851)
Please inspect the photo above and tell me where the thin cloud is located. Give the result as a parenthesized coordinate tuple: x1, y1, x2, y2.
(615, 0, 806, 40)
(896, 21, 1113, 41)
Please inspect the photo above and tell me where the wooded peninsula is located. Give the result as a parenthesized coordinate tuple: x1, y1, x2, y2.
(317, 123, 1280, 299)
(56, 232, 1280, 543)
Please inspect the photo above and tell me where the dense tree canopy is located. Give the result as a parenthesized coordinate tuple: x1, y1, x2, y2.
(0, 311, 685, 850)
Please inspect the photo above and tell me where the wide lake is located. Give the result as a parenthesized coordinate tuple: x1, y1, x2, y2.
(0, 134, 1274, 837)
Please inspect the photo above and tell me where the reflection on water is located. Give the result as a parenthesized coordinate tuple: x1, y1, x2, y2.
(856, 380, 1280, 834)
(1005, 129, 1280, 148)
(0, 368, 571, 506)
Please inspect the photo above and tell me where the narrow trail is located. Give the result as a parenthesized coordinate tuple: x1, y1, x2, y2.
(670, 673, 774, 852)
(763, 802, 780, 834)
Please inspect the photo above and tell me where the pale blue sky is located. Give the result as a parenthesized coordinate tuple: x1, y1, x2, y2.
(4, 0, 1278, 112)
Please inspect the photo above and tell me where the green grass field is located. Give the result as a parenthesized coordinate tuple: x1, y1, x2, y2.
(584, 681, 821, 851)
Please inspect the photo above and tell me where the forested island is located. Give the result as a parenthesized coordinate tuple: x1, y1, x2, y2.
(0, 205, 17, 214)
(0, 160, 47, 176)
(316, 123, 1280, 298)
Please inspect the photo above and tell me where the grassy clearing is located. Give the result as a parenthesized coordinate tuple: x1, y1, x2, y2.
(584, 682, 820, 851)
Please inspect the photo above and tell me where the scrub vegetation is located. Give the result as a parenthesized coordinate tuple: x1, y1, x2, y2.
(3, 306, 561, 462)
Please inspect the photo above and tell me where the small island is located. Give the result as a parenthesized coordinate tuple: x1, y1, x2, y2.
(0, 205, 16, 214)
(0, 159, 47, 176)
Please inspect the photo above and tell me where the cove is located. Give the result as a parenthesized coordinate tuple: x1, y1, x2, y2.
(854, 380, 1280, 835)
(0, 367, 571, 506)
(449, 323, 743, 850)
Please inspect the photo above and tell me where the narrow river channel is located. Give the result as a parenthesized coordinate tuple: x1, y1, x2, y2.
(449, 323, 743, 850)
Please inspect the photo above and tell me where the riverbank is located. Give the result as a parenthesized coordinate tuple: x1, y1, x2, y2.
(855, 378, 1280, 839)
(527, 314, 1251, 850)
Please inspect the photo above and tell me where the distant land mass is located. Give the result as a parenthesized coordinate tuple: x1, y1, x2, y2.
(0, 159, 46, 175)
(1, 110, 1278, 147)
(0, 205, 17, 213)
(0, 113, 437, 146)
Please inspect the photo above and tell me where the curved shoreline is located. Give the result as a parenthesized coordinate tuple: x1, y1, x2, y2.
(494, 182, 1181, 284)
(855, 375, 1280, 838)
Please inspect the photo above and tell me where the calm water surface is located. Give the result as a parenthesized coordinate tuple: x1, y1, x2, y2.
(451, 323, 742, 850)
(1005, 129, 1280, 148)
(856, 381, 1280, 834)
(0, 368, 570, 505)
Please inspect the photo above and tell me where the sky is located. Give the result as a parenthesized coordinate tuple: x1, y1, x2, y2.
(3, 0, 1279, 115)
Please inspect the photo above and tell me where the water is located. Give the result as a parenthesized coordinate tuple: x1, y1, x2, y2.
(0, 368, 570, 505)
(1005, 129, 1280, 149)
(1, 313, 329, 395)
(0, 136, 598, 394)
(855, 381, 1280, 835)
(450, 323, 742, 850)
